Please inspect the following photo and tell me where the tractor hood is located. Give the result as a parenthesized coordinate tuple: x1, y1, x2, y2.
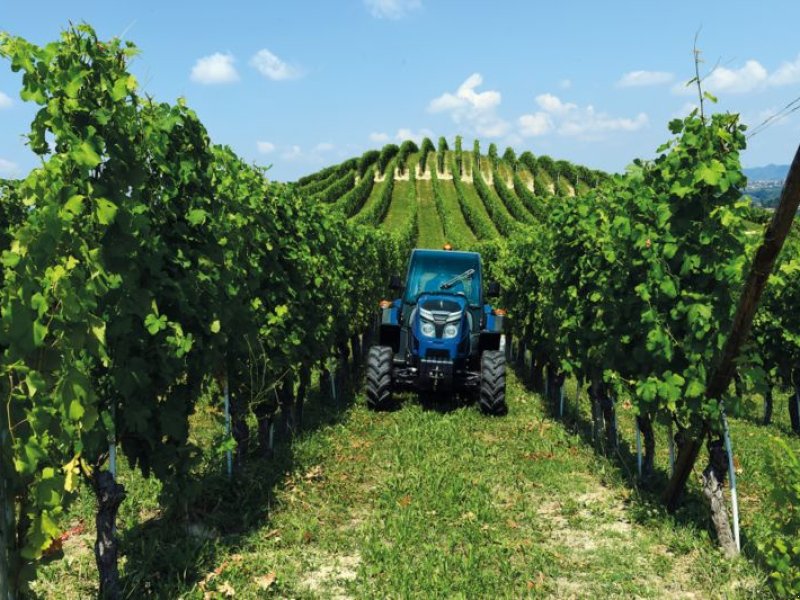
(416, 293, 467, 325)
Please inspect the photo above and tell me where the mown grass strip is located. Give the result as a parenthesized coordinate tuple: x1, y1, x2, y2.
(415, 177, 445, 249)
(382, 175, 416, 234)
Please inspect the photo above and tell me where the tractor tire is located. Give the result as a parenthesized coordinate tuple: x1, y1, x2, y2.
(366, 346, 393, 411)
(479, 350, 507, 416)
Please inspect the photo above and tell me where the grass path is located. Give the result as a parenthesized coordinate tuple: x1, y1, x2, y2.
(415, 178, 445, 249)
(435, 175, 478, 247)
(172, 375, 763, 597)
(36, 370, 769, 598)
(381, 179, 415, 233)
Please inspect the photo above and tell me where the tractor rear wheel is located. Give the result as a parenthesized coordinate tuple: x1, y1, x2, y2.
(479, 350, 507, 415)
(366, 346, 393, 410)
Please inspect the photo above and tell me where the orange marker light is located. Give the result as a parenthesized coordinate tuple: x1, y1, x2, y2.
(379, 300, 393, 309)
(493, 308, 507, 316)
(443, 243, 453, 251)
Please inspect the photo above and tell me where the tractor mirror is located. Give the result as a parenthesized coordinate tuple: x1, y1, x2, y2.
(487, 281, 501, 298)
(389, 275, 403, 291)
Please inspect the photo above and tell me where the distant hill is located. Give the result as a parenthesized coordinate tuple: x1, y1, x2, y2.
(294, 139, 609, 249)
(744, 164, 789, 181)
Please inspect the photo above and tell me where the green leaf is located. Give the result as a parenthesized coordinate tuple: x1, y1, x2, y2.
(65, 72, 84, 98)
(90, 318, 106, 345)
(659, 279, 677, 299)
(72, 140, 102, 168)
(1, 251, 20, 267)
(32, 320, 47, 347)
(145, 313, 167, 335)
(20, 84, 47, 105)
(68, 399, 85, 421)
(210, 319, 221, 333)
(25, 371, 45, 397)
(111, 76, 128, 101)
(95, 198, 118, 225)
(695, 160, 725, 186)
(62, 194, 85, 216)
(662, 243, 678, 259)
(686, 379, 705, 398)
(186, 209, 207, 225)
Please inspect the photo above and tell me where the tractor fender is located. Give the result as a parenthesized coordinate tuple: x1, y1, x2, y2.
(379, 299, 402, 352)
(483, 305, 505, 333)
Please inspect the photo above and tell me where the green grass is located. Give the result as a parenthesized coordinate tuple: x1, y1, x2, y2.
(381, 179, 415, 233)
(35, 368, 771, 598)
(415, 178, 445, 249)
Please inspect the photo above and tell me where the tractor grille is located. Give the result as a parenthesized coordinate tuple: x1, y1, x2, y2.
(425, 349, 450, 360)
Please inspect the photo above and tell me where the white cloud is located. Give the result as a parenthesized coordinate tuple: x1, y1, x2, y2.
(518, 93, 648, 140)
(0, 158, 19, 177)
(428, 73, 509, 138)
(558, 108, 648, 137)
(617, 70, 674, 88)
(476, 119, 510, 138)
(671, 57, 800, 95)
(559, 79, 572, 90)
(0, 92, 12, 109)
(190, 53, 239, 84)
(703, 60, 767, 94)
(518, 113, 553, 137)
(395, 128, 433, 143)
(314, 142, 335, 152)
(430, 73, 501, 112)
(282, 145, 302, 160)
(250, 49, 303, 81)
(769, 54, 800, 86)
(369, 132, 390, 143)
(535, 93, 576, 116)
(364, 0, 421, 19)
(257, 141, 275, 154)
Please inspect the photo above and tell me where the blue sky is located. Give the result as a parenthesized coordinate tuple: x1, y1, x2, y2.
(2, 0, 800, 181)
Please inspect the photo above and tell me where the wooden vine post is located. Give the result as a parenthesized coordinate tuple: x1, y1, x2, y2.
(663, 142, 800, 513)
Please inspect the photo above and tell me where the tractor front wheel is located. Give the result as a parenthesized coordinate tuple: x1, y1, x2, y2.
(479, 350, 507, 416)
(366, 346, 393, 410)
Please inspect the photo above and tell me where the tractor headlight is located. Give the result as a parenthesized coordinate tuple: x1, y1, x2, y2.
(420, 320, 436, 337)
(443, 323, 459, 339)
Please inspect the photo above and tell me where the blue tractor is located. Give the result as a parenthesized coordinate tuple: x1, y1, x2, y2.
(366, 248, 507, 415)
